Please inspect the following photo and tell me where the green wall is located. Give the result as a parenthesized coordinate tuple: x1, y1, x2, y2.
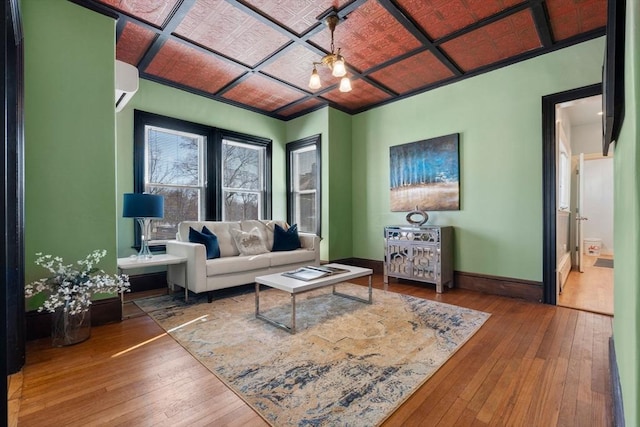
(613, 1, 640, 424)
(284, 107, 354, 261)
(327, 108, 353, 260)
(22, 0, 117, 297)
(351, 38, 605, 282)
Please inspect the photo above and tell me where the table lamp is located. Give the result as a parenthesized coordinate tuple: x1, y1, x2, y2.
(123, 193, 164, 259)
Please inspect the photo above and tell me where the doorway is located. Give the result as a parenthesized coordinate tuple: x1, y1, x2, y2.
(555, 96, 614, 315)
(542, 84, 613, 312)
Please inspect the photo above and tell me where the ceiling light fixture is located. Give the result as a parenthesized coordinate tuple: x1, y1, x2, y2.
(309, 13, 352, 93)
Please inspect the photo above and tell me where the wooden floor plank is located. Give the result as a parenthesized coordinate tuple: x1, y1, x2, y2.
(12, 274, 613, 427)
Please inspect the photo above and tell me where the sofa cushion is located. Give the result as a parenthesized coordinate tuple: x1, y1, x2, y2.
(231, 227, 269, 256)
(178, 221, 240, 257)
(272, 224, 301, 251)
(188, 227, 220, 259)
(206, 254, 271, 276)
(268, 248, 317, 267)
(240, 220, 288, 251)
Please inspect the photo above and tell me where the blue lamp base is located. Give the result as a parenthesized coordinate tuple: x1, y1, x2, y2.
(136, 218, 153, 259)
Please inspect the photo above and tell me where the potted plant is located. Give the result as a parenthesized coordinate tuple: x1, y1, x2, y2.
(25, 250, 130, 346)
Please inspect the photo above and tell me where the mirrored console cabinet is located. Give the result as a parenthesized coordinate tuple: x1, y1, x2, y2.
(384, 225, 454, 293)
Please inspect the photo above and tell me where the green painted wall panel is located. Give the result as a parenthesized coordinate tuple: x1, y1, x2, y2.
(327, 108, 353, 261)
(352, 38, 605, 282)
(23, 0, 117, 303)
(116, 79, 287, 256)
(613, 1, 640, 424)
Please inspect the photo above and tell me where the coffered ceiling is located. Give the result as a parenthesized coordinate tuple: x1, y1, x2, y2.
(73, 0, 607, 120)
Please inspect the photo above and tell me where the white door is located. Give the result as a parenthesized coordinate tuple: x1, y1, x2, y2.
(576, 153, 588, 272)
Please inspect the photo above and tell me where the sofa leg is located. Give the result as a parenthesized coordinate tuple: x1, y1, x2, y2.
(207, 291, 213, 303)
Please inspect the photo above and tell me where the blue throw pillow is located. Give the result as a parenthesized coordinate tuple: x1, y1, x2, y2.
(272, 224, 301, 252)
(188, 226, 220, 259)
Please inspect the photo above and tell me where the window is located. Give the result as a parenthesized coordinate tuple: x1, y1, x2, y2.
(286, 135, 321, 235)
(222, 138, 267, 221)
(145, 126, 205, 240)
(133, 111, 271, 247)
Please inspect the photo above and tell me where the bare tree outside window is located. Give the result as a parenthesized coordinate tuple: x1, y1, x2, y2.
(145, 126, 205, 240)
(222, 140, 264, 221)
(286, 135, 321, 236)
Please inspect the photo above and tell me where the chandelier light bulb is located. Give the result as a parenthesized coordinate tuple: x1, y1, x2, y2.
(332, 55, 347, 77)
(309, 67, 321, 90)
(339, 76, 352, 92)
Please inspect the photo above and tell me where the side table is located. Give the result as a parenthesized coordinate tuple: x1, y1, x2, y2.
(117, 254, 189, 304)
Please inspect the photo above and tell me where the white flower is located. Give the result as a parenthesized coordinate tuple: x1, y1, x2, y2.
(25, 250, 130, 313)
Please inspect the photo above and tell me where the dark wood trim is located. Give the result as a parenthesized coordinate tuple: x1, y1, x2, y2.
(338, 258, 543, 302)
(26, 297, 122, 341)
(455, 271, 543, 303)
(4, 0, 26, 387)
(609, 337, 625, 427)
(541, 84, 601, 305)
(334, 258, 384, 274)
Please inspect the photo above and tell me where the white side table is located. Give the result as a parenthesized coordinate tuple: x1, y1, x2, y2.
(117, 254, 189, 301)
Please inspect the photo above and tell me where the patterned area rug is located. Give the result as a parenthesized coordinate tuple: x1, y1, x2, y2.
(135, 284, 490, 426)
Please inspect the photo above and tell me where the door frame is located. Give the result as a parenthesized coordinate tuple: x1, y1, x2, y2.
(542, 83, 601, 305)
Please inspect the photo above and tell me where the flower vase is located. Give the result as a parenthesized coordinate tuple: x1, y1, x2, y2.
(51, 306, 91, 347)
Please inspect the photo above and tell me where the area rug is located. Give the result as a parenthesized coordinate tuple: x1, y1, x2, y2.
(135, 284, 490, 426)
(594, 258, 614, 268)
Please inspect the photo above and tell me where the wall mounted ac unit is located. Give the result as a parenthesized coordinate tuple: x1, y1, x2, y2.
(115, 60, 139, 112)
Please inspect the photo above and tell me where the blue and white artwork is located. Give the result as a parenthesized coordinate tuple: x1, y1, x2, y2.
(390, 133, 460, 211)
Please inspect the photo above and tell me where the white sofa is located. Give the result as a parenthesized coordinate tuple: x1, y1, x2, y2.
(166, 220, 320, 301)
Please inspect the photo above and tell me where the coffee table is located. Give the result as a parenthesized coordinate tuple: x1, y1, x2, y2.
(255, 263, 373, 334)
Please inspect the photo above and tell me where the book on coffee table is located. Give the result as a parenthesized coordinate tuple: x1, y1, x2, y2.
(282, 265, 349, 281)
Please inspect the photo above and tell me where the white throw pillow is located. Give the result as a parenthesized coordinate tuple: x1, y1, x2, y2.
(231, 227, 269, 256)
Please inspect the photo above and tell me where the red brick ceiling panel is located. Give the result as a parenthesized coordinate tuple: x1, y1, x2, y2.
(321, 79, 391, 110)
(96, 0, 179, 27)
(145, 39, 245, 94)
(441, 9, 541, 72)
(116, 22, 156, 65)
(369, 50, 455, 94)
(222, 74, 306, 112)
(174, 0, 290, 67)
(396, 0, 521, 40)
(545, 0, 607, 41)
(277, 98, 326, 118)
(242, 0, 351, 35)
(262, 45, 333, 92)
(310, 0, 421, 72)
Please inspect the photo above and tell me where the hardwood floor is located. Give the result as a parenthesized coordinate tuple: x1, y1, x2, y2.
(558, 255, 614, 316)
(10, 275, 613, 426)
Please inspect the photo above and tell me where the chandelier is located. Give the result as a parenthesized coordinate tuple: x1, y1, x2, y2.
(308, 13, 352, 93)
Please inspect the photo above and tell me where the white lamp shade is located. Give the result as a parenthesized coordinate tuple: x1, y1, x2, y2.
(309, 69, 321, 90)
(332, 57, 347, 77)
(339, 77, 352, 92)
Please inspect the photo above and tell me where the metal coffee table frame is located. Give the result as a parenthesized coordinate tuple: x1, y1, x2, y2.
(255, 264, 373, 334)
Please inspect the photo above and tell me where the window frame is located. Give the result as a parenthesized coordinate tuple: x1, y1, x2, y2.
(133, 111, 272, 249)
(286, 134, 321, 236)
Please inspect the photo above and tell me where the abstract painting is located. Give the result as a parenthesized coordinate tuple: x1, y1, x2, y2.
(390, 133, 460, 211)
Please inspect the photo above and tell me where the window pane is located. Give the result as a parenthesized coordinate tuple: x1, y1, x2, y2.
(295, 192, 316, 233)
(146, 186, 201, 240)
(147, 127, 202, 186)
(222, 141, 261, 190)
(294, 149, 317, 191)
(223, 191, 259, 221)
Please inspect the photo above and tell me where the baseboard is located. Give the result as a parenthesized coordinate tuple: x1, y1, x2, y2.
(336, 258, 542, 302)
(332, 258, 384, 274)
(25, 297, 122, 341)
(455, 271, 543, 302)
(609, 336, 625, 427)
